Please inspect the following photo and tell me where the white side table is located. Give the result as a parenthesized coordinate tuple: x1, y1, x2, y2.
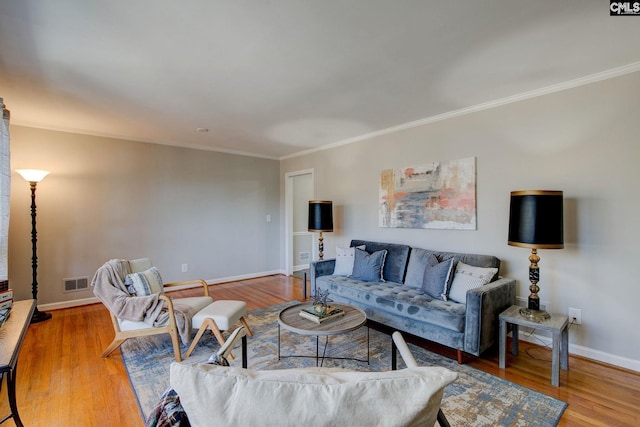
(499, 305, 569, 386)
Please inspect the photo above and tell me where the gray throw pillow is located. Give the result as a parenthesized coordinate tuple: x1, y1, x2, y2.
(421, 255, 454, 301)
(404, 248, 436, 288)
(351, 248, 387, 282)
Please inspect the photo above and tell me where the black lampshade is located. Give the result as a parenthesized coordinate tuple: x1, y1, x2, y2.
(508, 190, 564, 249)
(308, 200, 333, 232)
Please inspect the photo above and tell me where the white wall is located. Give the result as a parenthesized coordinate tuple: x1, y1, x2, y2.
(280, 71, 640, 371)
(9, 126, 281, 306)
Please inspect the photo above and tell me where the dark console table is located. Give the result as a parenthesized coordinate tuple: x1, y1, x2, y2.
(0, 300, 36, 426)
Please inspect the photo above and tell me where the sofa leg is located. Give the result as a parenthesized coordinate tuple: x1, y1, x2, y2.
(457, 349, 464, 364)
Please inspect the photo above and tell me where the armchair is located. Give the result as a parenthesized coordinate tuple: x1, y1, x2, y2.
(92, 258, 213, 362)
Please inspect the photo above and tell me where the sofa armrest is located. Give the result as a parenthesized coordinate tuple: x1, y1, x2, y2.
(310, 259, 336, 294)
(463, 277, 516, 356)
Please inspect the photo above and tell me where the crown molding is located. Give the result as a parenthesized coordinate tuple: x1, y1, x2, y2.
(281, 62, 640, 160)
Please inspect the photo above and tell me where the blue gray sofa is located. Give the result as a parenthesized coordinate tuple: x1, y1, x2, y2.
(311, 240, 516, 362)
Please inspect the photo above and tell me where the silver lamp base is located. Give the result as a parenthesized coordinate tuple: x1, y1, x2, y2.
(519, 307, 551, 321)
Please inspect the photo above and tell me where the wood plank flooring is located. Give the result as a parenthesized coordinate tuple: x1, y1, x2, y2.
(1, 274, 638, 426)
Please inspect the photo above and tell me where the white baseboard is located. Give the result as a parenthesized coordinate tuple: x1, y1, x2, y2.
(38, 269, 287, 311)
(39, 296, 102, 311)
(293, 264, 310, 272)
(207, 270, 286, 285)
(516, 330, 640, 373)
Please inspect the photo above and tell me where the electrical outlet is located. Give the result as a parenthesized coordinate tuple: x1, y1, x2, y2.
(181, 263, 188, 273)
(568, 307, 582, 325)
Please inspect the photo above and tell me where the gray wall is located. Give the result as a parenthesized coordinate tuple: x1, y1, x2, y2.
(280, 71, 640, 370)
(9, 126, 280, 305)
(7, 71, 639, 371)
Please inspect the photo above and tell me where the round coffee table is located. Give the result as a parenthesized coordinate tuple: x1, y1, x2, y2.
(277, 302, 369, 366)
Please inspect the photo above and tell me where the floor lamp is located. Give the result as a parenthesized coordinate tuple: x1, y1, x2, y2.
(16, 169, 52, 323)
(308, 200, 333, 260)
(508, 190, 564, 320)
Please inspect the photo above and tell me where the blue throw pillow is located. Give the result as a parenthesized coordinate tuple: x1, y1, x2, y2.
(421, 255, 454, 301)
(350, 249, 387, 282)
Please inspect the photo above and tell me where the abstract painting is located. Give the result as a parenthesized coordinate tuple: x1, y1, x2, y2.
(379, 157, 476, 229)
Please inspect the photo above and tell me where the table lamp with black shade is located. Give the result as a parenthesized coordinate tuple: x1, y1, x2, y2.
(16, 169, 52, 323)
(508, 190, 564, 320)
(308, 200, 333, 260)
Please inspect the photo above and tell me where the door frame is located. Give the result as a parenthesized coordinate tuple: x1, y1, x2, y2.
(284, 169, 314, 276)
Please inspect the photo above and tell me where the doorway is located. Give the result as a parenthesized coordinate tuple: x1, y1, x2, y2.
(285, 169, 314, 275)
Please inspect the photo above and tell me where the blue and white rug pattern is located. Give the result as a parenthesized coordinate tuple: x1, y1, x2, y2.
(121, 302, 567, 426)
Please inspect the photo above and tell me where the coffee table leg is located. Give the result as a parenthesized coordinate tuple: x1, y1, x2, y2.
(320, 336, 331, 367)
(277, 323, 281, 360)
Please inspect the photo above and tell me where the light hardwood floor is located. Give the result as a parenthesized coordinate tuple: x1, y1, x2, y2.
(1, 274, 638, 426)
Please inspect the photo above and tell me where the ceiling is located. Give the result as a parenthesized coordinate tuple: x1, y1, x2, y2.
(1, 1, 639, 160)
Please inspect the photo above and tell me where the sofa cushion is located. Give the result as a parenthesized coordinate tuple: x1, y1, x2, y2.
(448, 262, 498, 303)
(316, 275, 467, 332)
(351, 240, 411, 283)
(351, 249, 387, 282)
(333, 245, 366, 276)
(422, 255, 454, 301)
(171, 363, 457, 427)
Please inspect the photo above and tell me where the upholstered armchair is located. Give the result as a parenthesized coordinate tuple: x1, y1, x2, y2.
(92, 258, 213, 362)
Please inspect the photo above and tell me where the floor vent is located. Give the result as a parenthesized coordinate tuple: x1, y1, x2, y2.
(298, 252, 310, 261)
(63, 276, 89, 293)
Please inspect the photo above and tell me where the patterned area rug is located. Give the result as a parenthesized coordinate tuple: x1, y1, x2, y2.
(121, 302, 567, 426)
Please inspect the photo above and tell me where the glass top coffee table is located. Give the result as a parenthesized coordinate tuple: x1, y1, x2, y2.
(277, 302, 369, 366)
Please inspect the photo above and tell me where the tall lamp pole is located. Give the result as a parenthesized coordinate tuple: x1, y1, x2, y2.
(16, 169, 52, 323)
